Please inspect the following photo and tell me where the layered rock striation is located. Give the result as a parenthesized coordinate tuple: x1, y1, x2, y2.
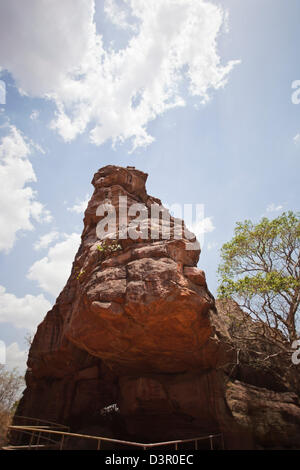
(15, 165, 300, 449)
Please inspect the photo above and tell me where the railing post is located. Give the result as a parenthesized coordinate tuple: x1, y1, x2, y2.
(60, 434, 65, 450)
(97, 439, 101, 450)
(195, 439, 198, 450)
(29, 430, 35, 449)
(16, 417, 21, 445)
(209, 436, 213, 450)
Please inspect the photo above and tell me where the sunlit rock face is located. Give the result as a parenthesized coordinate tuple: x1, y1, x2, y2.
(15, 166, 300, 450)
(33, 164, 215, 374)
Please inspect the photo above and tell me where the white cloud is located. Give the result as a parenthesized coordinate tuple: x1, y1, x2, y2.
(104, 0, 137, 31)
(0, 285, 51, 332)
(293, 133, 300, 145)
(68, 194, 90, 214)
(0, 125, 52, 252)
(34, 231, 60, 251)
(266, 203, 283, 213)
(187, 216, 215, 250)
(0, 0, 95, 96)
(0, 0, 239, 151)
(190, 216, 215, 239)
(6, 342, 28, 375)
(27, 233, 81, 297)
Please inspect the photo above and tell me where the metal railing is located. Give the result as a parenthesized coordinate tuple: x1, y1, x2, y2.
(4, 416, 70, 450)
(4, 420, 224, 450)
(13, 415, 69, 430)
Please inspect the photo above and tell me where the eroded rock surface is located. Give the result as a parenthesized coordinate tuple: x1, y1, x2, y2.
(15, 165, 300, 450)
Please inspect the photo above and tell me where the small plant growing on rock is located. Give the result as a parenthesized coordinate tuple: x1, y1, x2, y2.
(75, 268, 85, 280)
(96, 240, 122, 258)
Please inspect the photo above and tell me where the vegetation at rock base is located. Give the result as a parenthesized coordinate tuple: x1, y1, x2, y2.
(218, 211, 300, 343)
(0, 365, 24, 447)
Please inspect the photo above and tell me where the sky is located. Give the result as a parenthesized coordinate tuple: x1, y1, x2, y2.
(0, 0, 299, 374)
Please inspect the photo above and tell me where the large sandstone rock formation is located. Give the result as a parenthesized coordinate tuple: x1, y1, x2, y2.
(15, 165, 300, 449)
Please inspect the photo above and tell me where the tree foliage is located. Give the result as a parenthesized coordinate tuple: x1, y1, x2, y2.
(0, 364, 23, 411)
(0, 365, 24, 447)
(218, 211, 300, 342)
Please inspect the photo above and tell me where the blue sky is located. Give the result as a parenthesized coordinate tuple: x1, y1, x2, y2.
(0, 0, 299, 373)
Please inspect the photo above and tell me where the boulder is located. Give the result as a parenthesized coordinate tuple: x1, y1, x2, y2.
(15, 165, 300, 450)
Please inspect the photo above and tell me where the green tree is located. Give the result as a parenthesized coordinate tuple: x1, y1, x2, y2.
(218, 211, 300, 343)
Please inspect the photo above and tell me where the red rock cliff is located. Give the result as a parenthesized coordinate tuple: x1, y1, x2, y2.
(15, 165, 300, 450)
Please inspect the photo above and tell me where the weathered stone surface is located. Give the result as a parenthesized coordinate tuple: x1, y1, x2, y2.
(183, 267, 207, 286)
(15, 165, 300, 450)
(226, 380, 300, 449)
